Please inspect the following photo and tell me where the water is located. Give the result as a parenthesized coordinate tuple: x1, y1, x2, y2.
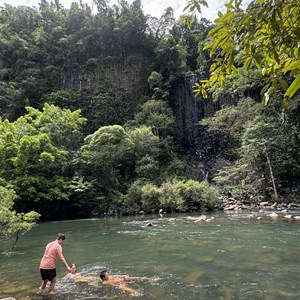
(0, 211, 299, 300)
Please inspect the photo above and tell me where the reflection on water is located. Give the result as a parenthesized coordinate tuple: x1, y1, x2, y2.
(0, 211, 300, 300)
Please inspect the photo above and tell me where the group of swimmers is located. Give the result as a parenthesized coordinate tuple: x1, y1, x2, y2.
(39, 233, 157, 296)
(63, 264, 156, 296)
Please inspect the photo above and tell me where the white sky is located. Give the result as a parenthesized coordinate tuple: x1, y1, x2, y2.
(0, 0, 228, 21)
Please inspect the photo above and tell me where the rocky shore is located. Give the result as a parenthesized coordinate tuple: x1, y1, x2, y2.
(218, 193, 300, 219)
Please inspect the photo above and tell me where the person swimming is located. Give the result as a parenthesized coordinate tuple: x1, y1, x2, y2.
(69, 269, 158, 296)
(99, 270, 159, 296)
(64, 263, 81, 280)
(99, 270, 152, 284)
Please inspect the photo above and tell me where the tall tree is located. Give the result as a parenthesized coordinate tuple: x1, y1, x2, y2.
(135, 99, 175, 138)
(0, 104, 86, 218)
(81, 125, 135, 191)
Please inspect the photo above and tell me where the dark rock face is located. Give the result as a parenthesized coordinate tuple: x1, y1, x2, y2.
(171, 71, 214, 149)
(60, 56, 147, 95)
(59, 55, 150, 126)
(171, 72, 220, 181)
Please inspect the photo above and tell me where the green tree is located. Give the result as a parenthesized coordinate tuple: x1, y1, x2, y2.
(41, 90, 81, 110)
(25, 103, 86, 151)
(159, 180, 186, 212)
(135, 99, 175, 138)
(187, 0, 300, 106)
(147, 71, 163, 98)
(241, 114, 300, 199)
(155, 34, 187, 79)
(155, 7, 175, 37)
(93, 0, 109, 14)
(176, 179, 220, 210)
(127, 126, 160, 159)
(135, 154, 160, 181)
(81, 125, 135, 191)
(127, 126, 161, 182)
(140, 183, 162, 213)
(215, 102, 300, 200)
(0, 104, 86, 218)
(200, 97, 261, 159)
(180, 0, 208, 29)
(0, 184, 40, 253)
(86, 91, 119, 130)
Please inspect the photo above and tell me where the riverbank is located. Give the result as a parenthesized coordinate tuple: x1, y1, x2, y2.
(219, 191, 300, 213)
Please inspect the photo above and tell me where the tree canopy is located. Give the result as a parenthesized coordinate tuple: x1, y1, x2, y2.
(185, 0, 300, 106)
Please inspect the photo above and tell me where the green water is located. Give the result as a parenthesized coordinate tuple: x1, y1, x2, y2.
(0, 211, 299, 300)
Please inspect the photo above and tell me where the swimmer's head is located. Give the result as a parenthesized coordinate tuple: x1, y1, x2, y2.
(70, 263, 77, 273)
(100, 270, 109, 281)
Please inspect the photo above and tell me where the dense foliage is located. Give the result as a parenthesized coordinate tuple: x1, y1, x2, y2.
(0, 184, 40, 252)
(0, 0, 218, 234)
(0, 0, 299, 249)
(182, 0, 300, 200)
(189, 0, 300, 106)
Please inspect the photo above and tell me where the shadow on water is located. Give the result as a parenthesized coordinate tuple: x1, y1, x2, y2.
(0, 211, 300, 300)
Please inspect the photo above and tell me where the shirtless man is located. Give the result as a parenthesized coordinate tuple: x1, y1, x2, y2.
(73, 270, 157, 296)
(99, 270, 157, 296)
(39, 233, 71, 294)
(99, 270, 151, 284)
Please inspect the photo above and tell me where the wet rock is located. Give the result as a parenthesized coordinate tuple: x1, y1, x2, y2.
(259, 201, 269, 206)
(184, 270, 205, 284)
(224, 205, 236, 211)
(269, 212, 279, 218)
(288, 203, 300, 208)
(271, 202, 278, 208)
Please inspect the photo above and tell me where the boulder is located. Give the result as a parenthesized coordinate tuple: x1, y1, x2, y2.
(269, 212, 278, 218)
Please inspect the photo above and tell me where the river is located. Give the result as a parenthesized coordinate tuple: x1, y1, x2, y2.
(0, 211, 299, 299)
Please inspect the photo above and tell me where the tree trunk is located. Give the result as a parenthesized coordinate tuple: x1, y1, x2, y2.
(265, 150, 278, 201)
(5, 230, 20, 254)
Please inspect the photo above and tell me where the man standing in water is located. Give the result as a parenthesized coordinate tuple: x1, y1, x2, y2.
(39, 233, 71, 294)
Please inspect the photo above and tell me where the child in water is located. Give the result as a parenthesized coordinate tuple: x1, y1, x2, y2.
(64, 264, 98, 283)
(64, 263, 81, 280)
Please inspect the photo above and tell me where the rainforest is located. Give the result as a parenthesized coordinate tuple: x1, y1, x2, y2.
(1, 0, 300, 242)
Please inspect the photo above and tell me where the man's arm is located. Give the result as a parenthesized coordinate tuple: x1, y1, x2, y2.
(57, 250, 71, 271)
(124, 275, 156, 282)
(116, 284, 141, 296)
(74, 275, 98, 283)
